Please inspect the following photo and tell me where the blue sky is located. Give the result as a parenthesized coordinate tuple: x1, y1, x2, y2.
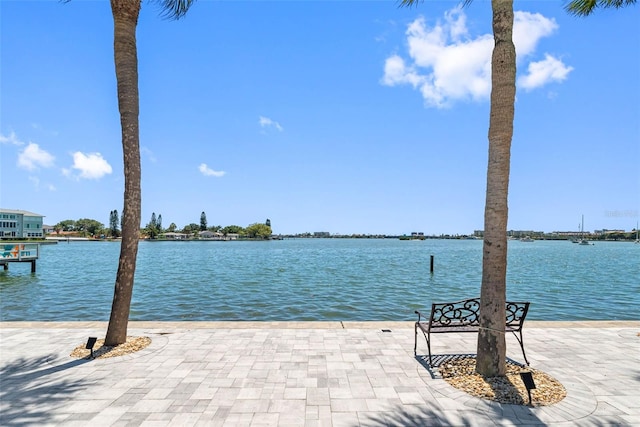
(1, 1, 638, 235)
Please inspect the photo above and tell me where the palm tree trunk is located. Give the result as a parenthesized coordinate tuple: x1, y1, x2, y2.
(476, 0, 516, 377)
(105, 0, 142, 346)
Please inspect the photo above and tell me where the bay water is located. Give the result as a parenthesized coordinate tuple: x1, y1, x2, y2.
(1, 239, 638, 321)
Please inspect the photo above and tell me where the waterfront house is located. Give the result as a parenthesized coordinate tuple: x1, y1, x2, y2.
(0, 208, 45, 239)
(199, 230, 224, 240)
(163, 232, 189, 240)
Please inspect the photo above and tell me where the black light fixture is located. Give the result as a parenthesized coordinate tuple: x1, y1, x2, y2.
(86, 337, 97, 360)
(520, 371, 536, 406)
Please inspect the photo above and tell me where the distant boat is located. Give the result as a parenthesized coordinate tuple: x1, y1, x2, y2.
(520, 236, 534, 242)
(634, 222, 639, 244)
(577, 215, 593, 246)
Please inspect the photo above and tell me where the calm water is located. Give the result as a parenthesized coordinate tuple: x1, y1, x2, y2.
(1, 239, 638, 321)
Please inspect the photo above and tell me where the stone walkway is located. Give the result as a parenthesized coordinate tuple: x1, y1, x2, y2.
(1, 321, 639, 426)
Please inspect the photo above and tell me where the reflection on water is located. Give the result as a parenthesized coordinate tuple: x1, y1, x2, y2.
(1, 239, 638, 321)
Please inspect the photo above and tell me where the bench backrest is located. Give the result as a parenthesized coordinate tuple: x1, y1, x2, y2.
(429, 298, 529, 329)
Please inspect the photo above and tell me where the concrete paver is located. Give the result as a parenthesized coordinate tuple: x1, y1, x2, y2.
(1, 321, 639, 426)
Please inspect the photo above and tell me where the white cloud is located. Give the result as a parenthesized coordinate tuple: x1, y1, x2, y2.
(518, 54, 573, 90)
(382, 8, 571, 108)
(141, 146, 157, 163)
(27, 176, 54, 191)
(513, 11, 558, 58)
(0, 131, 24, 146)
(199, 163, 226, 177)
(28, 176, 40, 187)
(66, 152, 112, 180)
(17, 142, 55, 170)
(382, 55, 425, 88)
(259, 116, 283, 132)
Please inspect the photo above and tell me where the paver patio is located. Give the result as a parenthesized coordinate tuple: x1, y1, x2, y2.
(1, 321, 638, 426)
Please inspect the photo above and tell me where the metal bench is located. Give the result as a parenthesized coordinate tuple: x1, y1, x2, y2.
(414, 297, 530, 365)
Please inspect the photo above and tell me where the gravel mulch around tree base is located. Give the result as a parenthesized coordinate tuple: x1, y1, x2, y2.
(70, 336, 151, 359)
(438, 357, 566, 406)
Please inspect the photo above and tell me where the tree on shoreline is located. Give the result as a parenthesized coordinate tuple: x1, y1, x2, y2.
(200, 211, 208, 231)
(109, 210, 120, 238)
(145, 212, 161, 239)
(245, 223, 272, 239)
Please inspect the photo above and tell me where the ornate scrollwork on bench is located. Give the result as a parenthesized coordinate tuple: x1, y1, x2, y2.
(431, 298, 481, 327)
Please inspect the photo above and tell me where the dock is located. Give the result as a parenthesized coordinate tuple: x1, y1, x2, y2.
(0, 243, 40, 272)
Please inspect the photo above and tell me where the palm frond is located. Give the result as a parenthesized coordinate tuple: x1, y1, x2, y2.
(398, 0, 422, 7)
(565, 0, 637, 16)
(154, 0, 196, 20)
(398, 0, 471, 9)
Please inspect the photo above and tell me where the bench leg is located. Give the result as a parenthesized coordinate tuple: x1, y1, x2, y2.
(415, 324, 434, 366)
(427, 331, 433, 366)
(512, 330, 529, 366)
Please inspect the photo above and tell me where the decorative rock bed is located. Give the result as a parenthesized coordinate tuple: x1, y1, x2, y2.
(439, 357, 566, 406)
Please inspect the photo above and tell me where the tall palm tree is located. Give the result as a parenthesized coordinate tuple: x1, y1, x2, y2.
(474, 0, 516, 378)
(400, 0, 635, 377)
(400, 0, 516, 377)
(104, 0, 195, 346)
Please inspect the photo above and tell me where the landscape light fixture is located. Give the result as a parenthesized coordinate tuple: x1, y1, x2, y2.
(519, 371, 536, 406)
(85, 337, 97, 360)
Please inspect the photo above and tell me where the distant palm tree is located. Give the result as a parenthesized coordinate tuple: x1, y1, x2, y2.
(400, 0, 635, 377)
(104, 0, 195, 346)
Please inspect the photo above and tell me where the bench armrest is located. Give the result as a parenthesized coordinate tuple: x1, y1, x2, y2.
(415, 310, 428, 323)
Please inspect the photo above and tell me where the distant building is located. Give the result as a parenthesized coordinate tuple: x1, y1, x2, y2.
(0, 209, 45, 239)
(164, 232, 189, 240)
(199, 230, 223, 240)
(594, 229, 625, 235)
(508, 230, 544, 238)
(314, 232, 330, 238)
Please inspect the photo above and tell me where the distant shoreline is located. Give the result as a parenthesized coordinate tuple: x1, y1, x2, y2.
(1, 234, 638, 244)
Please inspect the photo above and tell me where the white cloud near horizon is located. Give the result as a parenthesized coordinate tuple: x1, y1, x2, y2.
(17, 142, 55, 171)
(259, 116, 283, 132)
(199, 163, 226, 177)
(382, 8, 573, 108)
(63, 152, 112, 180)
